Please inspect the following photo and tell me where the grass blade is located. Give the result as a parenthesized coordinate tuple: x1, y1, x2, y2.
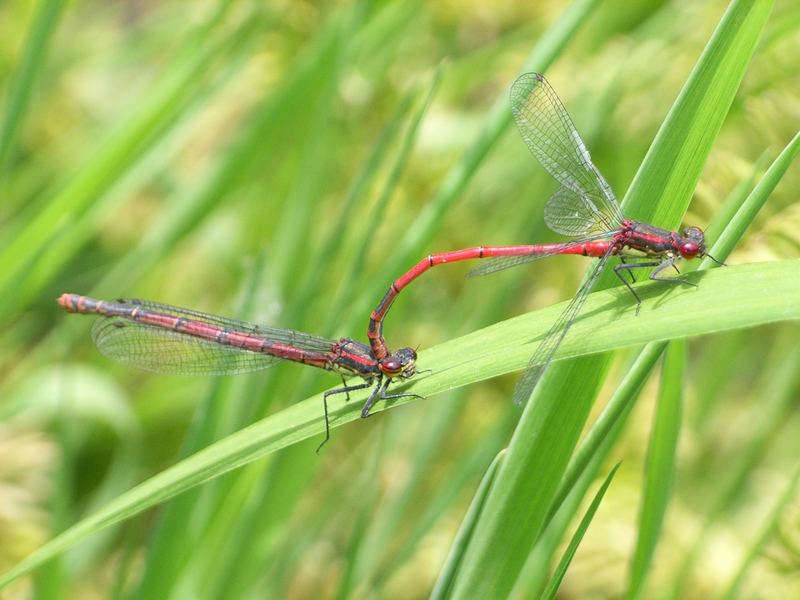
(445, 1, 775, 596)
(718, 462, 800, 600)
(0, 0, 65, 177)
(345, 0, 603, 325)
(0, 260, 798, 589)
(546, 129, 800, 530)
(0, 9, 255, 315)
(669, 332, 800, 599)
(627, 341, 684, 599)
(429, 450, 505, 600)
(541, 462, 622, 600)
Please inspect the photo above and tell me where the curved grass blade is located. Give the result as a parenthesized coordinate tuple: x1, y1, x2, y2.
(0, 8, 254, 316)
(719, 462, 800, 600)
(429, 450, 505, 600)
(445, 0, 775, 595)
(0, 261, 799, 589)
(627, 341, 684, 599)
(0, 0, 65, 177)
(541, 462, 621, 600)
(669, 332, 800, 599)
(545, 129, 800, 532)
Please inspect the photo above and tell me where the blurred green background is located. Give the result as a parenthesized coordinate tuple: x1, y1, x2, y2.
(1, 0, 798, 598)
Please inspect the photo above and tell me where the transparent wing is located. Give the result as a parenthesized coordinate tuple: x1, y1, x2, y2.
(544, 185, 608, 236)
(126, 299, 334, 352)
(511, 246, 615, 405)
(90, 299, 335, 376)
(465, 253, 551, 278)
(466, 230, 618, 278)
(91, 318, 284, 375)
(511, 73, 624, 234)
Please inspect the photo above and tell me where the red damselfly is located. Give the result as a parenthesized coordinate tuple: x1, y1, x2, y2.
(58, 294, 420, 450)
(368, 73, 722, 404)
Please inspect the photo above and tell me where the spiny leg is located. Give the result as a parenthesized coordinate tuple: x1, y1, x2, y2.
(317, 380, 375, 454)
(613, 259, 663, 314)
(614, 256, 697, 316)
(360, 378, 425, 419)
(618, 257, 637, 283)
(360, 376, 388, 419)
(381, 389, 425, 403)
(650, 257, 697, 287)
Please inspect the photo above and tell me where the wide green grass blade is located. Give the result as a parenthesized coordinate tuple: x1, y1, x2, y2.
(548, 345, 662, 522)
(627, 341, 684, 599)
(154, 5, 604, 596)
(541, 462, 621, 600)
(622, 1, 773, 226)
(516, 410, 627, 596)
(446, 1, 774, 596)
(2, 2, 798, 597)
(545, 129, 799, 532)
(0, 259, 798, 588)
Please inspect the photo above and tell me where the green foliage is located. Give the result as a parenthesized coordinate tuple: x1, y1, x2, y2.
(543, 462, 622, 600)
(1, 0, 798, 598)
(628, 342, 684, 599)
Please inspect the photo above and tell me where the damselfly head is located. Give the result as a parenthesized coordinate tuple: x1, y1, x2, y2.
(379, 347, 417, 379)
(678, 226, 705, 259)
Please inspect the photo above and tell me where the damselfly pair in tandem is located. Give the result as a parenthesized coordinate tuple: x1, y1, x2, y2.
(61, 73, 719, 448)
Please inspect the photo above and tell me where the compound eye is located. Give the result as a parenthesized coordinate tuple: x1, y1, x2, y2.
(380, 359, 402, 375)
(680, 242, 700, 259)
